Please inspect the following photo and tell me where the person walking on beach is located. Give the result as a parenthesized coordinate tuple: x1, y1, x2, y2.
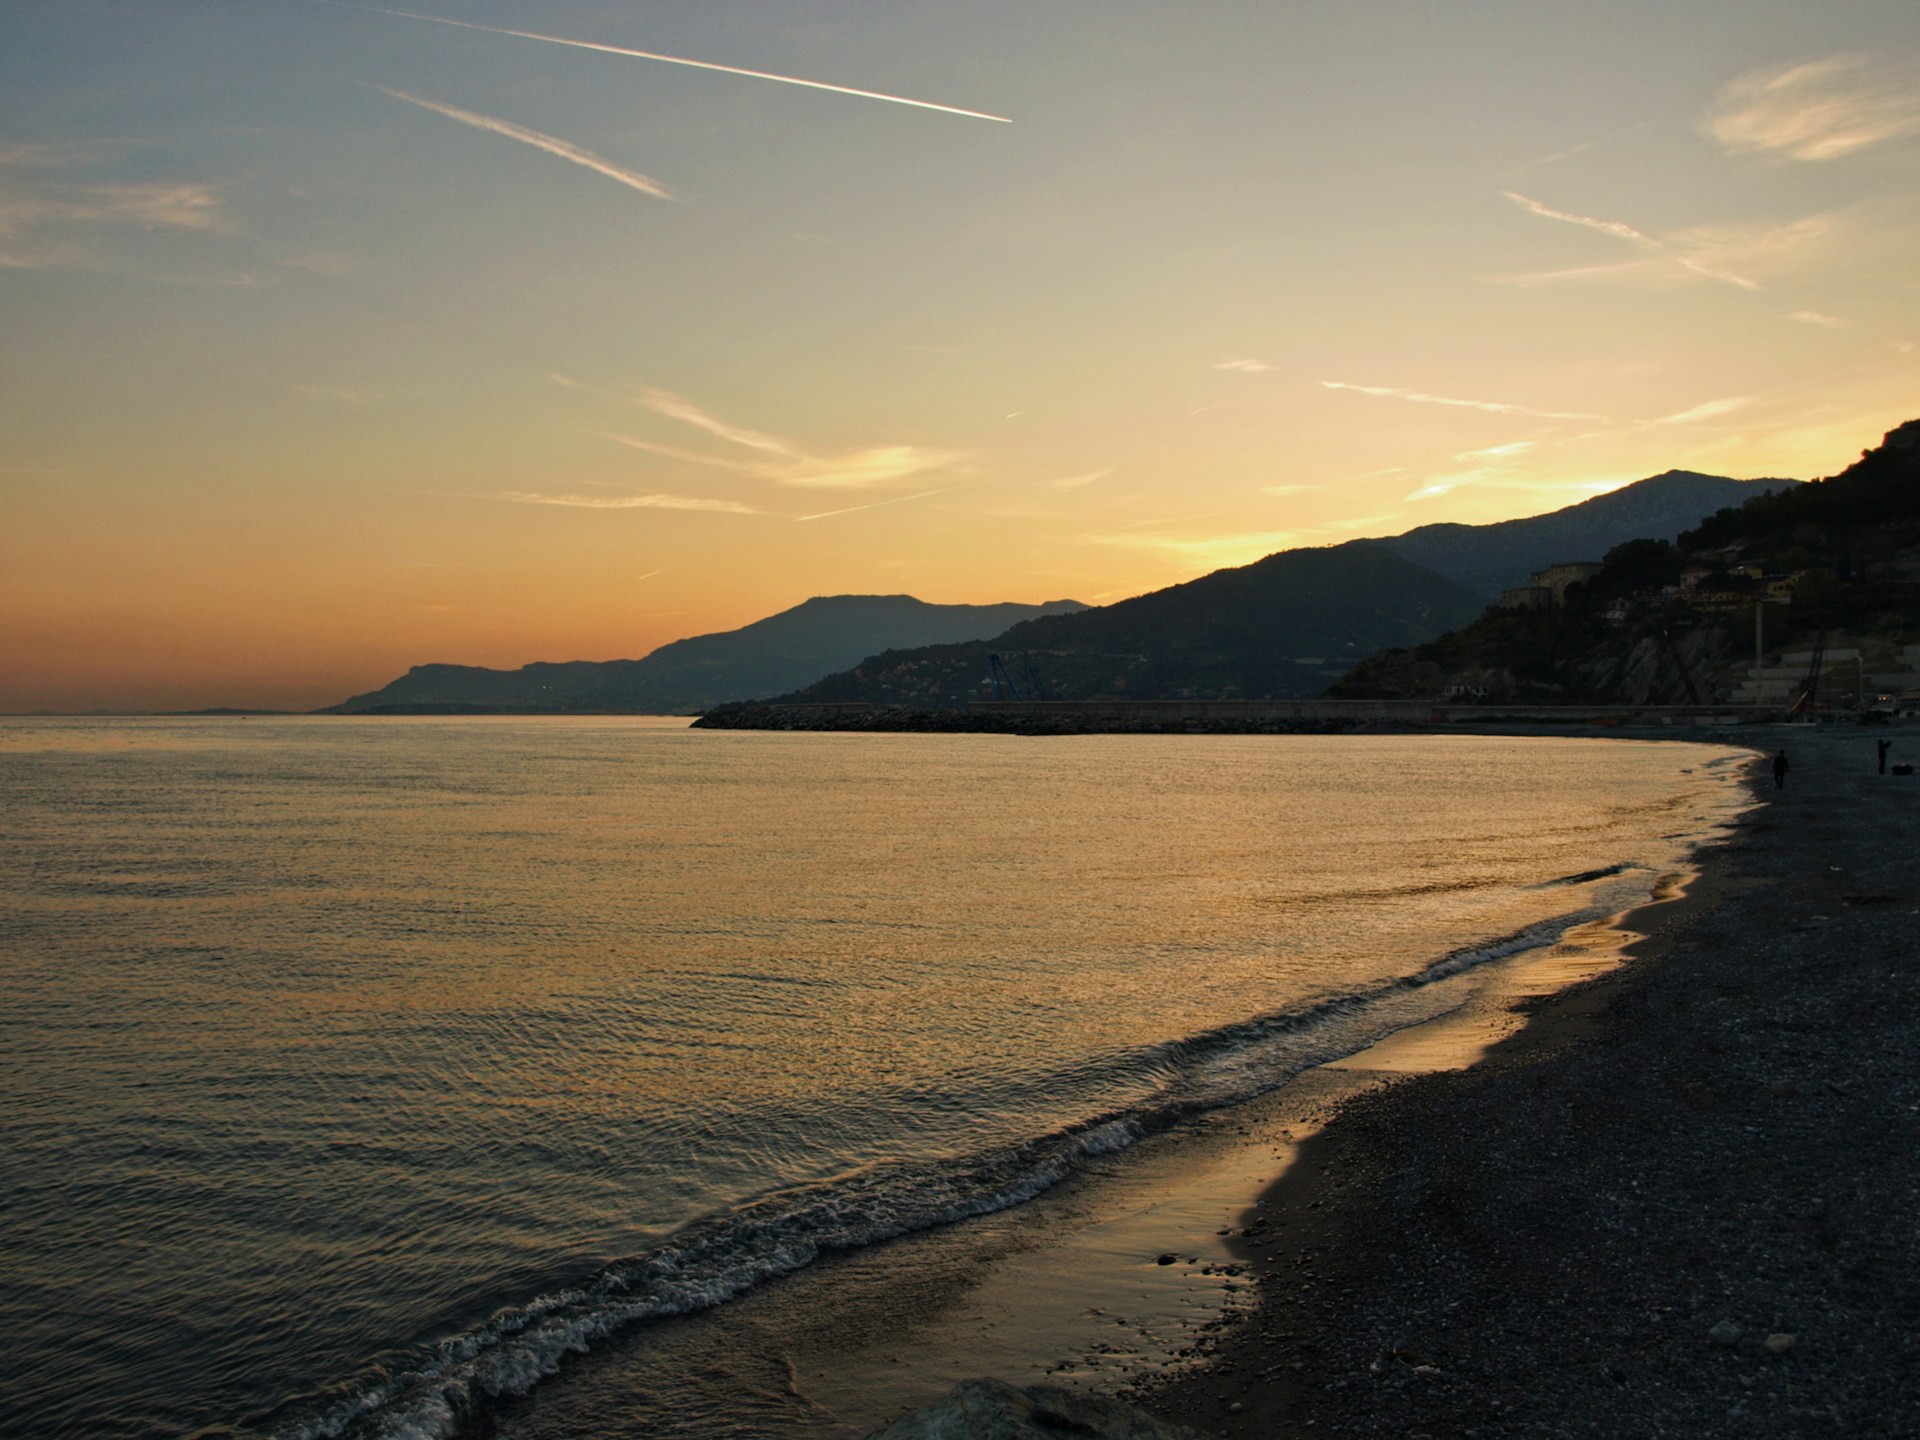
(1773, 750, 1790, 789)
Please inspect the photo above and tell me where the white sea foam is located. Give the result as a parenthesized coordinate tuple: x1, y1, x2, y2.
(2, 720, 1752, 1439)
(276, 902, 1628, 1440)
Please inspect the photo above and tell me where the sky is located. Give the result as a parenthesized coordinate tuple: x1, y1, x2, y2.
(3, 0, 1918, 712)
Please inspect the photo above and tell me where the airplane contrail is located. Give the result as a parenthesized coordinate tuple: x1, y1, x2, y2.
(369, 86, 673, 198)
(340, 4, 1011, 124)
(796, 489, 945, 522)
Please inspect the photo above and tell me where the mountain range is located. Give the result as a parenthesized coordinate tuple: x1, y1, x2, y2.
(760, 470, 1795, 708)
(331, 467, 1795, 715)
(328, 596, 1086, 714)
(1376, 470, 1795, 596)
(1334, 419, 1919, 707)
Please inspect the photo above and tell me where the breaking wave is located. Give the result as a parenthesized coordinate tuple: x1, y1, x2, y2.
(263, 902, 1613, 1440)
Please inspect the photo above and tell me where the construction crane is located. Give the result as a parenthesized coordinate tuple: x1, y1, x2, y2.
(987, 652, 1048, 701)
(987, 652, 1023, 701)
(1789, 631, 1827, 716)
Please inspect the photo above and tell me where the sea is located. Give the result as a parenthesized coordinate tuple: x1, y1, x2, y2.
(0, 717, 1754, 1439)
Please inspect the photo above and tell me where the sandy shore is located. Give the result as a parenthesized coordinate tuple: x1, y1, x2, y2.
(1127, 721, 1920, 1438)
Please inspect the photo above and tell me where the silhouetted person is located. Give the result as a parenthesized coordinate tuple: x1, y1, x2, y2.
(1772, 750, 1790, 789)
(1879, 738, 1892, 774)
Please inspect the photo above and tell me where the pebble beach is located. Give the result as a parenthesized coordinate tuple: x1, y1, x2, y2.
(1132, 722, 1920, 1438)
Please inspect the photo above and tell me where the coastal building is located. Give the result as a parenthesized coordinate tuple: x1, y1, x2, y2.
(1498, 561, 1602, 611)
(1529, 561, 1603, 602)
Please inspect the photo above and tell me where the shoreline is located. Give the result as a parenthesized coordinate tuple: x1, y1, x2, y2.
(1125, 721, 1919, 1437)
(757, 734, 1762, 1438)
(485, 731, 1759, 1440)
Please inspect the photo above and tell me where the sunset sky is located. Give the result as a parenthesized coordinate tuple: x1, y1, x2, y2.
(4, 0, 1918, 711)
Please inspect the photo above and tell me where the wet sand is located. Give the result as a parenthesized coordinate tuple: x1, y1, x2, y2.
(1131, 722, 1920, 1437)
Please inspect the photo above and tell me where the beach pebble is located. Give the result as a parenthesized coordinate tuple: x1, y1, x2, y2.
(1228, 1401, 1244, 1413)
(1157, 1253, 1179, 1266)
(1764, 1333, 1796, 1354)
(1709, 1320, 1742, 1346)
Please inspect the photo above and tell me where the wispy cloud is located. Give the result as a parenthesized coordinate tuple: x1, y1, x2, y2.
(1676, 258, 1763, 291)
(567, 378, 960, 491)
(1653, 396, 1751, 426)
(1214, 358, 1273, 373)
(0, 142, 234, 270)
(1040, 469, 1111, 490)
(1500, 258, 1670, 288)
(1503, 191, 1659, 248)
(1501, 255, 1767, 291)
(1675, 214, 1838, 267)
(1405, 469, 1495, 501)
(1456, 440, 1537, 460)
(1500, 210, 1839, 293)
(1494, 138, 1602, 182)
(1320, 380, 1605, 421)
(1258, 483, 1323, 497)
(350, 5, 1011, 123)
(1706, 55, 1920, 161)
(497, 490, 760, 513)
(1491, 123, 1651, 182)
(370, 86, 673, 199)
(632, 388, 956, 489)
(1402, 432, 1570, 502)
(636, 389, 794, 454)
(776, 446, 958, 489)
(1788, 310, 1845, 327)
(599, 430, 758, 472)
(795, 489, 944, 522)
(1404, 469, 1627, 504)
(26, 182, 227, 233)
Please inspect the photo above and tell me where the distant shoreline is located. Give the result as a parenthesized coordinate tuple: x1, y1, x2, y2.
(7, 705, 1848, 742)
(694, 698, 1815, 739)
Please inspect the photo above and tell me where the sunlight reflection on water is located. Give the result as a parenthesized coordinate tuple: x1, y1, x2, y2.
(0, 717, 1750, 1438)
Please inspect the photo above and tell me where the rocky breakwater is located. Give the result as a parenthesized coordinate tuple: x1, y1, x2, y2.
(693, 702, 1364, 735)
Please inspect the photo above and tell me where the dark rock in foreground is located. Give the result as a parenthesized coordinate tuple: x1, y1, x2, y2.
(866, 1378, 1207, 1440)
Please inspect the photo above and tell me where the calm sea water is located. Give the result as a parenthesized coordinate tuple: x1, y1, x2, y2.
(0, 718, 1751, 1439)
